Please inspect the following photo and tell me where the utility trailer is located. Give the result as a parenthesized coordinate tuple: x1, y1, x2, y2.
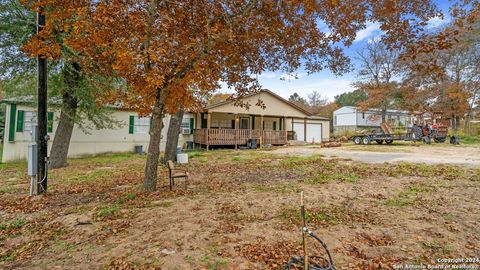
(352, 121, 458, 145)
(352, 123, 415, 145)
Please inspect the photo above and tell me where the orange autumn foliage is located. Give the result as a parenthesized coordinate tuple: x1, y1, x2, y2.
(21, 0, 440, 190)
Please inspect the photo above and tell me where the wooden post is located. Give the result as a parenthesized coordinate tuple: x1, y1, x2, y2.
(260, 115, 264, 147)
(304, 118, 307, 142)
(235, 114, 238, 149)
(207, 112, 211, 150)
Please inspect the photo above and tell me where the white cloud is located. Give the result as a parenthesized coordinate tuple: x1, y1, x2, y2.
(426, 16, 449, 29)
(258, 72, 279, 79)
(299, 78, 354, 101)
(279, 72, 307, 80)
(354, 22, 381, 43)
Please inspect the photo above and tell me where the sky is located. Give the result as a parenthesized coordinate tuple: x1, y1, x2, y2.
(219, 1, 453, 102)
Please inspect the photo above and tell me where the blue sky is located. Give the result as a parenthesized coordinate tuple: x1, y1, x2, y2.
(220, 1, 453, 101)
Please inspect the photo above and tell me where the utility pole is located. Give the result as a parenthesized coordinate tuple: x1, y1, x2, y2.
(37, 4, 48, 193)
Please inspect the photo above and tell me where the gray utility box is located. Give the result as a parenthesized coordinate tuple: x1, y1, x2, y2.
(28, 144, 38, 176)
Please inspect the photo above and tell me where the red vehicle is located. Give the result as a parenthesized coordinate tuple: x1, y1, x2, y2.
(412, 111, 451, 144)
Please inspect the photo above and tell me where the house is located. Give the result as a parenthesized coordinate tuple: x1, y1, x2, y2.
(1, 90, 330, 162)
(1, 97, 195, 163)
(193, 90, 330, 149)
(333, 106, 413, 134)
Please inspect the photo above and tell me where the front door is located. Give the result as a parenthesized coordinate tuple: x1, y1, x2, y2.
(240, 118, 249, 129)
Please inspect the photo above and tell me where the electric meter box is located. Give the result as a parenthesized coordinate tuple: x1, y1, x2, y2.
(28, 144, 38, 176)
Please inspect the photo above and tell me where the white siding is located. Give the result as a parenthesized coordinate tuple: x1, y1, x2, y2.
(1, 103, 194, 162)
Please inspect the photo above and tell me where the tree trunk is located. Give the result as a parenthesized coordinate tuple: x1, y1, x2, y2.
(49, 63, 80, 169)
(381, 108, 387, 123)
(142, 96, 165, 192)
(163, 109, 184, 164)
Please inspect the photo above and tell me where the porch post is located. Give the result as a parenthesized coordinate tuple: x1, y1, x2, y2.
(207, 112, 211, 150)
(260, 115, 264, 147)
(304, 118, 307, 142)
(235, 114, 238, 149)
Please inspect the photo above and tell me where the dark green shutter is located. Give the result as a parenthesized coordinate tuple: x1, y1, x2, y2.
(129, 115, 135, 134)
(189, 118, 194, 134)
(279, 118, 283, 130)
(47, 112, 54, 133)
(16, 110, 24, 132)
(8, 104, 17, 141)
(273, 121, 276, 131)
(149, 117, 152, 131)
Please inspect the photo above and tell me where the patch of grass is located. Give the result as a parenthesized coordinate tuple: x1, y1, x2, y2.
(0, 251, 16, 262)
(305, 172, 359, 184)
(185, 255, 195, 265)
(422, 240, 451, 255)
(115, 192, 137, 204)
(158, 201, 172, 208)
(384, 197, 412, 207)
(201, 255, 228, 270)
(459, 135, 479, 145)
(71, 152, 140, 166)
(54, 240, 76, 252)
(187, 150, 206, 159)
(10, 218, 27, 229)
(231, 155, 241, 161)
(281, 154, 323, 167)
(0, 218, 28, 231)
(96, 204, 120, 219)
(384, 184, 434, 207)
(0, 186, 19, 194)
(279, 206, 338, 225)
(251, 183, 299, 194)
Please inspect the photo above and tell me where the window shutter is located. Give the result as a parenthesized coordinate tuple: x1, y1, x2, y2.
(149, 117, 153, 131)
(16, 110, 24, 132)
(47, 112, 54, 133)
(8, 104, 17, 141)
(189, 118, 194, 134)
(273, 121, 276, 131)
(279, 118, 283, 130)
(129, 115, 135, 134)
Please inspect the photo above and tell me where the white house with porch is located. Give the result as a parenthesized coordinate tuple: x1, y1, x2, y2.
(1, 91, 330, 162)
(193, 90, 330, 149)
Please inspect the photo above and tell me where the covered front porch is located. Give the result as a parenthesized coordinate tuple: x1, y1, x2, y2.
(193, 112, 288, 149)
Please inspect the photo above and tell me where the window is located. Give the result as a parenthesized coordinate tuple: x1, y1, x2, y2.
(134, 116, 150, 134)
(181, 118, 190, 129)
(24, 111, 37, 131)
(264, 121, 273, 130)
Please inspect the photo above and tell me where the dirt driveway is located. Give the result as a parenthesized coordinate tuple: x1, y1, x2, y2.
(271, 143, 480, 167)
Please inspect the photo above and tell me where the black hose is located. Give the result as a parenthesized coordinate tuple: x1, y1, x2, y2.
(285, 229, 336, 270)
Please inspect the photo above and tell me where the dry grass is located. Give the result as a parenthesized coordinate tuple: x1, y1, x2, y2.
(0, 149, 479, 269)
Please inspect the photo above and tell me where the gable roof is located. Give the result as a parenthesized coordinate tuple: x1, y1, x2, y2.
(206, 89, 314, 116)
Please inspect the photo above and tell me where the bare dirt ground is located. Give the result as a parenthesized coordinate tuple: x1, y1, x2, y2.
(272, 142, 480, 167)
(1, 149, 479, 270)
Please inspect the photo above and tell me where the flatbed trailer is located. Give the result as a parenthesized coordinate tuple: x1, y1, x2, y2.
(352, 132, 415, 145)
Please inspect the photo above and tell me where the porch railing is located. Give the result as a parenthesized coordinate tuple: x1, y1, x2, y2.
(193, 129, 286, 146)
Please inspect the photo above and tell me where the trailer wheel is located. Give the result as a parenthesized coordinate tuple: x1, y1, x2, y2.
(385, 140, 393, 144)
(353, 136, 362, 145)
(362, 136, 371, 145)
(450, 136, 460, 145)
